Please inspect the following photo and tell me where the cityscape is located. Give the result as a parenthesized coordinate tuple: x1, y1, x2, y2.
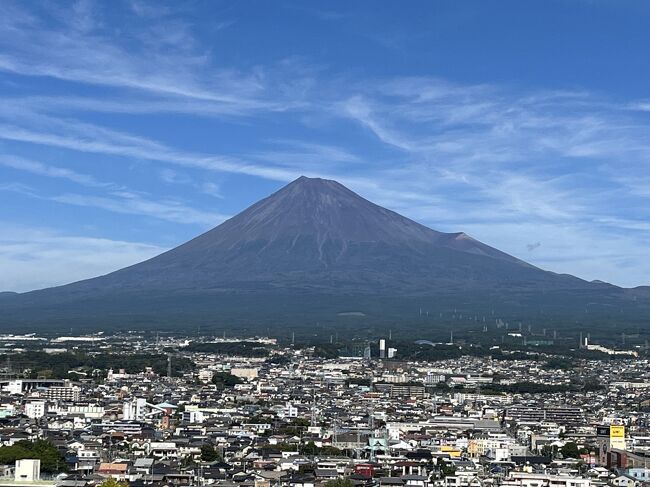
(1, 2, 650, 487)
(0, 331, 649, 487)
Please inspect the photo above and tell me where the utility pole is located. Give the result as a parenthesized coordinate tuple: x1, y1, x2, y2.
(310, 391, 317, 427)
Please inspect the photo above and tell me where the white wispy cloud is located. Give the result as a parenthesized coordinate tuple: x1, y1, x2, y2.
(1, 1, 650, 288)
(0, 182, 225, 227)
(0, 153, 109, 188)
(336, 78, 650, 220)
(0, 223, 165, 292)
(458, 220, 650, 288)
(158, 169, 224, 198)
(0, 1, 296, 115)
(0, 115, 305, 182)
(52, 192, 226, 227)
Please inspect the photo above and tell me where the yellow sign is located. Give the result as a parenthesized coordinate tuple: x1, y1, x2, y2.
(610, 425, 626, 451)
(610, 425, 625, 438)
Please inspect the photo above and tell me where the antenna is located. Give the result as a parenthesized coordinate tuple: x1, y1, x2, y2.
(369, 407, 376, 462)
(167, 355, 172, 378)
(310, 391, 317, 427)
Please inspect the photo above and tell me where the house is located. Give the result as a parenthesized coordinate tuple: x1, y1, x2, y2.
(97, 462, 128, 480)
(133, 458, 154, 476)
(285, 473, 315, 487)
(401, 475, 430, 487)
(314, 469, 339, 481)
(380, 479, 405, 487)
(612, 474, 642, 487)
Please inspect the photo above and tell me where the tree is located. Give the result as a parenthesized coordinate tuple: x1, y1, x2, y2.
(302, 442, 343, 457)
(324, 479, 354, 487)
(560, 442, 581, 459)
(439, 462, 456, 477)
(201, 444, 221, 462)
(101, 479, 129, 487)
(313, 344, 339, 359)
(212, 372, 243, 389)
(0, 440, 67, 474)
(541, 445, 557, 458)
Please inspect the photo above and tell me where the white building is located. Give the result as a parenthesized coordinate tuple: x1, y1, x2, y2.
(15, 459, 40, 482)
(280, 402, 298, 418)
(198, 369, 214, 383)
(3, 380, 23, 395)
(182, 410, 205, 424)
(65, 405, 105, 419)
(501, 473, 591, 487)
(123, 398, 148, 421)
(231, 367, 259, 380)
(25, 401, 46, 419)
(44, 385, 81, 402)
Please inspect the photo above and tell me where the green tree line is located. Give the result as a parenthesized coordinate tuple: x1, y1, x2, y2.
(0, 440, 67, 474)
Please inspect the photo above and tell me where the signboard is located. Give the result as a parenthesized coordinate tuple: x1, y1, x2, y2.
(610, 425, 625, 438)
(610, 425, 626, 450)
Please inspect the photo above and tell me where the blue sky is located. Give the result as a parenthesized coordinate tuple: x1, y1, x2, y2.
(1, 0, 650, 291)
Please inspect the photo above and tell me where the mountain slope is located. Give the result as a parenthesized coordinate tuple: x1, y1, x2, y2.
(0, 176, 645, 331)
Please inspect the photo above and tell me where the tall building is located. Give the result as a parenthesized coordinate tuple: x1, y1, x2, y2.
(44, 385, 81, 402)
(25, 401, 46, 419)
(597, 424, 626, 466)
(363, 346, 371, 359)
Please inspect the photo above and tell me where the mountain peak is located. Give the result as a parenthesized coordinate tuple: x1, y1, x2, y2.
(293, 175, 326, 183)
(279, 175, 350, 198)
(1, 175, 621, 330)
(160, 177, 524, 268)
